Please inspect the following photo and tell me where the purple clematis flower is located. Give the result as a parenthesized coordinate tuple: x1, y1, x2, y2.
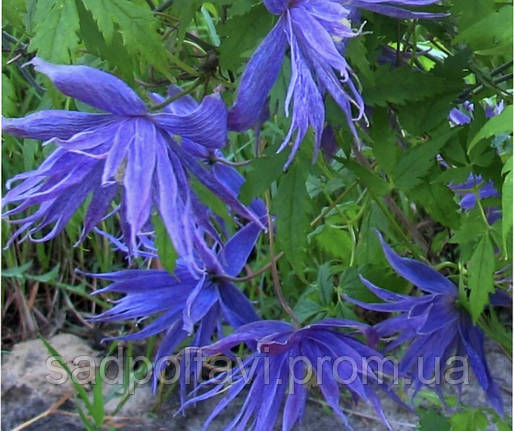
(86, 216, 264, 390)
(449, 174, 501, 224)
(2, 58, 262, 262)
(180, 319, 408, 431)
(449, 99, 505, 126)
(345, 233, 504, 415)
(229, 0, 443, 169)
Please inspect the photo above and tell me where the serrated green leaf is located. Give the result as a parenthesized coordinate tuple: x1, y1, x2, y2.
(468, 235, 495, 321)
(82, 0, 170, 76)
(274, 162, 312, 275)
(362, 66, 448, 107)
(316, 263, 334, 305)
(2, 74, 18, 117)
(170, 0, 203, 41)
(240, 150, 288, 204)
(218, 4, 273, 71)
(29, 0, 81, 63)
(343, 160, 392, 196)
(411, 182, 460, 229)
(418, 408, 450, 431)
(393, 128, 457, 191)
(450, 408, 488, 431)
(468, 105, 513, 153)
(293, 296, 324, 324)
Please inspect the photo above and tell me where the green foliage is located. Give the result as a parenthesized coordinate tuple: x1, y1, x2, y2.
(449, 408, 488, 431)
(81, 0, 170, 76)
(152, 213, 178, 274)
(468, 234, 496, 321)
(274, 157, 313, 276)
(217, 4, 273, 71)
(28, 0, 81, 63)
(418, 408, 450, 431)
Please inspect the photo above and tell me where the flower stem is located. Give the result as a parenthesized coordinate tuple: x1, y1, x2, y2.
(149, 78, 201, 111)
(217, 252, 284, 283)
(264, 191, 300, 328)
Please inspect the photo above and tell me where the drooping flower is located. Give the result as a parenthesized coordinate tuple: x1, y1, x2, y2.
(449, 99, 505, 126)
(449, 174, 501, 224)
(86, 214, 264, 390)
(344, 232, 504, 415)
(180, 319, 408, 431)
(229, 0, 444, 169)
(2, 58, 262, 263)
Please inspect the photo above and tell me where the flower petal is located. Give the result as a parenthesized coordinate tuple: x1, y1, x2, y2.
(377, 232, 458, 295)
(228, 18, 288, 131)
(2, 111, 113, 141)
(151, 93, 227, 148)
(30, 57, 147, 115)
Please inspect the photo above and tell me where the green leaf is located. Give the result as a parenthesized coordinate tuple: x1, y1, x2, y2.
(274, 161, 312, 275)
(201, 6, 221, 47)
(3, 0, 27, 28)
(239, 149, 288, 204)
(316, 263, 335, 305)
(152, 214, 178, 274)
(293, 295, 324, 324)
(362, 66, 448, 107)
(191, 177, 232, 225)
(27, 264, 60, 282)
(2, 261, 33, 278)
(468, 235, 495, 321)
(29, 0, 81, 63)
(411, 182, 460, 229)
(91, 370, 105, 426)
(75, 0, 133, 81)
(468, 105, 513, 153)
(450, 408, 488, 431)
(2, 74, 18, 117)
(454, 6, 513, 55)
(343, 160, 392, 197)
(502, 158, 513, 253)
(82, 0, 170, 76)
(170, 0, 203, 41)
(393, 128, 457, 191)
(40, 337, 94, 412)
(218, 4, 273, 71)
(314, 224, 352, 263)
(418, 408, 450, 431)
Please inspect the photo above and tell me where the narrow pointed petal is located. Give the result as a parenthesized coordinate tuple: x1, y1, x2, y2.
(152, 93, 227, 148)
(217, 282, 260, 328)
(30, 57, 147, 115)
(2, 111, 113, 141)
(123, 119, 157, 248)
(264, 0, 289, 14)
(458, 316, 504, 415)
(228, 18, 288, 131)
(219, 221, 262, 276)
(352, 1, 447, 19)
(359, 275, 410, 301)
(377, 232, 457, 295)
(78, 183, 118, 243)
